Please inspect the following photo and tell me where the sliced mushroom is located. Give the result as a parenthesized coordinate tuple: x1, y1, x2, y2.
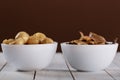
(69, 32, 106, 45)
(89, 32, 106, 44)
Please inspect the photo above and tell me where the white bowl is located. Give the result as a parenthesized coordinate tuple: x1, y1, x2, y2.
(61, 42, 118, 71)
(1, 42, 57, 71)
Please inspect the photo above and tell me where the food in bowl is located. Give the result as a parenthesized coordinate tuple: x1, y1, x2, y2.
(1, 31, 57, 71)
(61, 32, 118, 71)
(2, 31, 53, 45)
(69, 32, 106, 45)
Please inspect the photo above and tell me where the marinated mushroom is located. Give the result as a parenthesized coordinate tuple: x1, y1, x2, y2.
(41, 37, 54, 44)
(27, 36, 40, 44)
(15, 31, 29, 43)
(69, 32, 106, 45)
(89, 32, 106, 44)
(2, 31, 54, 45)
(2, 39, 14, 44)
(11, 38, 25, 45)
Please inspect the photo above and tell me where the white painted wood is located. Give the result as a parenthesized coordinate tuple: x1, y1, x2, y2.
(113, 53, 120, 67)
(0, 52, 120, 80)
(1, 63, 17, 71)
(0, 72, 34, 80)
(72, 71, 114, 80)
(69, 53, 120, 80)
(104, 53, 120, 80)
(0, 52, 34, 80)
(36, 53, 73, 80)
(36, 71, 73, 80)
(0, 53, 6, 70)
(0, 63, 34, 80)
(105, 63, 120, 80)
(45, 53, 75, 71)
(45, 53, 68, 70)
(70, 53, 120, 80)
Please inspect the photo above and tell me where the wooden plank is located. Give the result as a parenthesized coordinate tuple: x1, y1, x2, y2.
(1, 52, 120, 80)
(72, 64, 117, 80)
(45, 53, 76, 71)
(0, 52, 34, 80)
(0, 72, 34, 80)
(1, 63, 17, 71)
(0, 53, 6, 70)
(69, 54, 120, 80)
(36, 71, 73, 80)
(35, 53, 73, 80)
(0, 63, 34, 80)
(72, 71, 113, 80)
(36, 53, 120, 80)
(104, 53, 120, 80)
(45, 53, 68, 70)
(105, 63, 120, 80)
(113, 53, 120, 68)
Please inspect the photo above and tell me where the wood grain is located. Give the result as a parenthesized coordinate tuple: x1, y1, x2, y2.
(0, 52, 120, 80)
(35, 53, 73, 80)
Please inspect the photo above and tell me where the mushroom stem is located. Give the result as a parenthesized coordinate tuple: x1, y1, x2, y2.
(79, 32, 84, 38)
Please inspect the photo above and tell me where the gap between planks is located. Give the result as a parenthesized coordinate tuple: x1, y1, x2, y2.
(1, 53, 120, 80)
(0, 62, 7, 71)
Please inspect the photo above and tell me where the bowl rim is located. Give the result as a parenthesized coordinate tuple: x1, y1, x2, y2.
(61, 42, 119, 46)
(1, 42, 58, 46)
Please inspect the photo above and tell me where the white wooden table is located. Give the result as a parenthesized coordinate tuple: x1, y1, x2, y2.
(0, 52, 120, 80)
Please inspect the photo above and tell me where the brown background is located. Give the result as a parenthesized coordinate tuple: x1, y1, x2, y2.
(0, 0, 120, 52)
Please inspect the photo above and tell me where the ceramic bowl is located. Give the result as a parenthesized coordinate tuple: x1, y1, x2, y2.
(61, 42, 118, 71)
(1, 42, 57, 71)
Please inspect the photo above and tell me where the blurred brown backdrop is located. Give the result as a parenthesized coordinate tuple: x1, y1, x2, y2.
(0, 0, 120, 52)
